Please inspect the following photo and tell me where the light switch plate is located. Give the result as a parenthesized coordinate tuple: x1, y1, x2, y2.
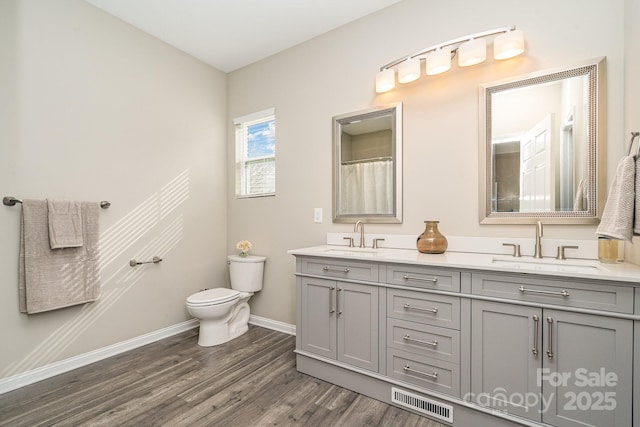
(314, 208, 323, 223)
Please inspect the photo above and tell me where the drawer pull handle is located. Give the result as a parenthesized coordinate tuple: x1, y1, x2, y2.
(518, 286, 569, 298)
(403, 334, 438, 347)
(403, 365, 438, 380)
(532, 315, 539, 356)
(323, 267, 350, 274)
(403, 303, 438, 314)
(403, 274, 438, 283)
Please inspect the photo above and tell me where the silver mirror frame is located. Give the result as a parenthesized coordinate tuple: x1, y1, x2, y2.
(333, 103, 403, 223)
(479, 57, 606, 224)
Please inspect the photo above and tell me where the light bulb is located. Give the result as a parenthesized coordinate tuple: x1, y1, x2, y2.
(426, 47, 451, 75)
(458, 38, 486, 67)
(398, 58, 420, 83)
(494, 29, 525, 60)
(375, 68, 395, 93)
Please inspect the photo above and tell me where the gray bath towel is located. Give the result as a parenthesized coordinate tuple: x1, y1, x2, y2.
(47, 199, 83, 249)
(19, 200, 101, 314)
(596, 156, 635, 241)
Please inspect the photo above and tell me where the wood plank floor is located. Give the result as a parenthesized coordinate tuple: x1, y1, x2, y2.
(0, 325, 446, 427)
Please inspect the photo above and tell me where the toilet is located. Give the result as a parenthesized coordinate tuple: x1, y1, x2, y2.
(186, 254, 266, 347)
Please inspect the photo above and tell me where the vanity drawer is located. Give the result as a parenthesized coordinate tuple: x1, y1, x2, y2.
(300, 257, 379, 282)
(471, 273, 634, 314)
(387, 348, 460, 397)
(387, 318, 460, 364)
(386, 264, 460, 292)
(387, 289, 460, 330)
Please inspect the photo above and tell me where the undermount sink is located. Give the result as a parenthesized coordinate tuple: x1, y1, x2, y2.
(491, 256, 606, 274)
(323, 247, 379, 256)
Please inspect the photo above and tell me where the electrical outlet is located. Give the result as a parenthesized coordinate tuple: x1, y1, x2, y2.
(314, 208, 323, 223)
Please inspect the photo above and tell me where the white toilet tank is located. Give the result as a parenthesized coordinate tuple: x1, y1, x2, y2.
(228, 255, 266, 292)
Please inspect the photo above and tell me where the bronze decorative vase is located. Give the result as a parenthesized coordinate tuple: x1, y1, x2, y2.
(416, 221, 448, 254)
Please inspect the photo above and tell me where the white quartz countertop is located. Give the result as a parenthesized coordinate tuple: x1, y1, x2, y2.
(288, 245, 640, 284)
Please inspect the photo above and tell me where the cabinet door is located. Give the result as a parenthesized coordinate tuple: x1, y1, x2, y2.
(336, 281, 379, 372)
(300, 277, 336, 359)
(471, 300, 542, 421)
(542, 310, 632, 427)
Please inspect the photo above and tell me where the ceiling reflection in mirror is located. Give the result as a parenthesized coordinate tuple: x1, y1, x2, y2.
(479, 58, 605, 224)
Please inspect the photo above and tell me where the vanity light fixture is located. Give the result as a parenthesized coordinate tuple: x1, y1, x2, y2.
(375, 26, 524, 93)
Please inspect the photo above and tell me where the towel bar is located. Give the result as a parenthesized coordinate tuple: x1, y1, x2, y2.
(3, 196, 110, 209)
(626, 131, 640, 159)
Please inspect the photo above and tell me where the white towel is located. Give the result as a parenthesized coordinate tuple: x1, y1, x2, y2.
(47, 199, 83, 249)
(19, 200, 101, 314)
(635, 156, 640, 235)
(596, 156, 636, 241)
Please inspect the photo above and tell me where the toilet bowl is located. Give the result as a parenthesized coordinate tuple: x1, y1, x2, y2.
(186, 255, 266, 347)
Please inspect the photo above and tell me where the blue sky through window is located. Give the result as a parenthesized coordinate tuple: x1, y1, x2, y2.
(247, 120, 275, 159)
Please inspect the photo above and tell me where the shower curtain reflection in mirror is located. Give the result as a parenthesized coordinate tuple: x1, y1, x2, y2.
(339, 159, 393, 215)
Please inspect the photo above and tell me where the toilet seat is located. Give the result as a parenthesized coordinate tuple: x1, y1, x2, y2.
(187, 288, 240, 307)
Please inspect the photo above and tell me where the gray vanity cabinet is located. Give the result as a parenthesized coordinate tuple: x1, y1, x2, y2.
(299, 276, 379, 372)
(471, 300, 633, 427)
(542, 310, 632, 427)
(293, 251, 639, 427)
(471, 301, 542, 420)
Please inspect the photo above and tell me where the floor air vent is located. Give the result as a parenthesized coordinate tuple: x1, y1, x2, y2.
(391, 387, 453, 423)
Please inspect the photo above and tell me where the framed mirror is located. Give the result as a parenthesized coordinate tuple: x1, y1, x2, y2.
(479, 58, 606, 224)
(333, 103, 402, 223)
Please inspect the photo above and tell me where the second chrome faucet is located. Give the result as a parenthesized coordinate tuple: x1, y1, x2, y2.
(533, 221, 543, 259)
(354, 220, 365, 248)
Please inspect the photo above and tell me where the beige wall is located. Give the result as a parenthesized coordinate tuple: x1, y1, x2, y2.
(227, 0, 628, 325)
(0, 0, 227, 380)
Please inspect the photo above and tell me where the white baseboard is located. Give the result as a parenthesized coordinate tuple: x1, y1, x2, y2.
(0, 315, 296, 396)
(249, 314, 296, 336)
(0, 319, 199, 395)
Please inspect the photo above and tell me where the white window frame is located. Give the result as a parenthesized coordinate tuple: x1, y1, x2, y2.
(233, 108, 276, 198)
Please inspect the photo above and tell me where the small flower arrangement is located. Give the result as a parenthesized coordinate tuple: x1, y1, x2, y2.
(236, 240, 252, 257)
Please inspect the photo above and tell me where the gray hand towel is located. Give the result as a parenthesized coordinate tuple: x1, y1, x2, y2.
(596, 156, 635, 241)
(47, 199, 84, 249)
(19, 200, 101, 314)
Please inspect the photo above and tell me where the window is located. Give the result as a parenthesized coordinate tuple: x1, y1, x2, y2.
(234, 108, 276, 198)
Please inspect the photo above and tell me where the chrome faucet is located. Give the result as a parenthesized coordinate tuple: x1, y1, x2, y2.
(354, 220, 365, 248)
(533, 221, 543, 259)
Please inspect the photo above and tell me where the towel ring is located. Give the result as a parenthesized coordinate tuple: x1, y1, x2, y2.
(627, 131, 640, 159)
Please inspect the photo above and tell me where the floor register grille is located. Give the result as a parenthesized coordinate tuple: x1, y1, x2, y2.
(391, 387, 453, 423)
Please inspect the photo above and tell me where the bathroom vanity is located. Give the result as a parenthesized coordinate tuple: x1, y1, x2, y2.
(289, 244, 640, 427)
